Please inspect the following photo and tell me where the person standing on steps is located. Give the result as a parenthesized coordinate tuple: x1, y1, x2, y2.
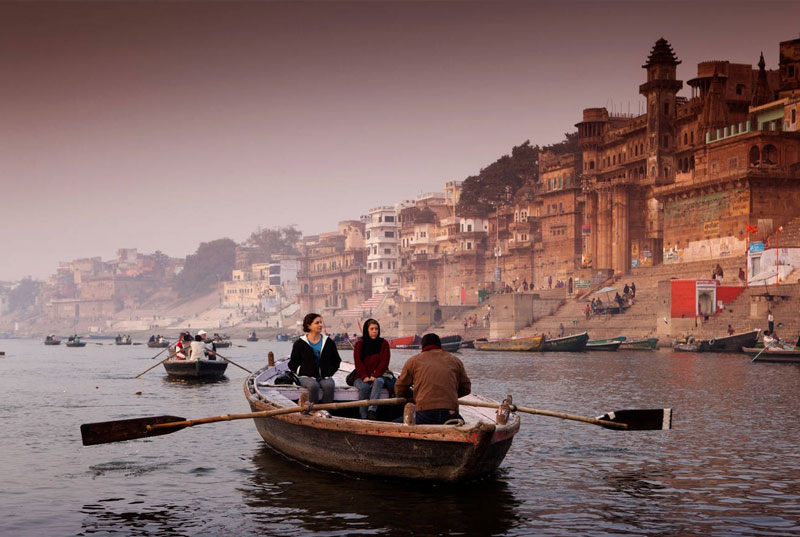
(768, 309, 774, 334)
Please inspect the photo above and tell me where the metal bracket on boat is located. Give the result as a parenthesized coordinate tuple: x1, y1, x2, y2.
(496, 395, 513, 425)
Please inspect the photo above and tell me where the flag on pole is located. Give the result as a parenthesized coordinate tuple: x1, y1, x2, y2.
(746, 225, 758, 234)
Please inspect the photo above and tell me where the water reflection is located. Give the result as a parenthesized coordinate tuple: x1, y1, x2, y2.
(241, 445, 522, 536)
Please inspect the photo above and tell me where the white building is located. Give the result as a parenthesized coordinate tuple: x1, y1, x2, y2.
(365, 205, 401, 294)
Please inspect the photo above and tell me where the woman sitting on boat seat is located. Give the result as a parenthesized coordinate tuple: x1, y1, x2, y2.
(289, 313, 341, 404)
(352, 319, 393, 420)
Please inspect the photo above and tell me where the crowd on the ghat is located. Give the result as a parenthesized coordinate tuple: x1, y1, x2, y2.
(283, 313, 470, 424)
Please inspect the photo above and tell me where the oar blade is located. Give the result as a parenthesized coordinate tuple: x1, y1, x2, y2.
(597, 408, 673, 431)
(81, 415, 186, 446)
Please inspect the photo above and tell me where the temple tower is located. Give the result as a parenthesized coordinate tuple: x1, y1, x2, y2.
(639, 38, 683, 186)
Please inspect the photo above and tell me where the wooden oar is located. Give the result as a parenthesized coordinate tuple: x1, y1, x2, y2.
(148, 342, 172, 360)
(209, 350, 252, 374)
(460, 400, 672, 431)
(80, 397, 408, 446)
(751, 340, 775, 362)
(133, 353, 175, 379)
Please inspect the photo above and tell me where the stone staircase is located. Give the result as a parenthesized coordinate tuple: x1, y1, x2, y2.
(335, 293, 390, 318)
(516, 255, 749, 342)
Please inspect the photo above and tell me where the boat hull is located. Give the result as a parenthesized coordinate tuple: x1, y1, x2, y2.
(585, 340, 622, 351)
(541, 332, 589, 352)
(147, 341, 169, 348)
(44, 340, 61, 345)
(696, 330, 760, 352)
(474, 336, 543, 352)
(245, 363, 520, 482)
(66, 342, 86, 347)
(742, 347, 800, 363)
(247, 337, 258, 342)
(213, 342, 231, 348)
(163, 359, 228, 378)
(619, 337, 658, 350)
(389, 335, 420, 349)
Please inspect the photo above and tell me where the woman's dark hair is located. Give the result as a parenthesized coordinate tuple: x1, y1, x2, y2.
(195, 334, 202, 341)
(302, 313, 322, 333)
(362, 318, 380, 339)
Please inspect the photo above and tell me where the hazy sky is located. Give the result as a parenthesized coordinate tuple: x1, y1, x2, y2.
(2, 1, 798, 281)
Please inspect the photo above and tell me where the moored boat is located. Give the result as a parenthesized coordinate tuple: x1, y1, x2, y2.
(163, 358, 228, 379)
(585, 338, 623, 351)
(276, 333, 292, 342)
(742, 346, 800, 363)
(389, 335, 421, 349)
(460, 338, 486, 349)
(673, 329, 760, 353)
(115, 335, 132, 345)
(244, 360, 520, 482)
(474, 335, 543, 352)
(247, 331, 258, 342)
(618, 337, 659, 350)
(212, 338, 232, 348)
(335, 338, 355, 350)
(147, 340, 170, 348)
(440, 335, 463, 352)
(541, 332, 589, 352)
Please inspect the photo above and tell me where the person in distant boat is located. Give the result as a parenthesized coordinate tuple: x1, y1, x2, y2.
(289, 313, 341, 404)
(149, 335, 156, 343)
(394, 333, 471, 425)
(352, 319, 393, 420)
(188, 332, 208, 361)
(727, 324, 735, 336)
(173, 332, 192, 360)
(763, 330, 775, 348)
(197, 329, 217, 360)
(767, 310, 774, 334)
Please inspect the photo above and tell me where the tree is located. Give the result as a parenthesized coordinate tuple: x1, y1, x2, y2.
(244, 226, 301, 263)
(457, 141, 540, 217)
(8, 278, 41, 312)
(173, 238, 237, 297)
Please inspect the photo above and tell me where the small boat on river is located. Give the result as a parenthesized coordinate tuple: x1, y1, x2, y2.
(541, 332, 589, 352)
(619, 337, 659, 350)
(244, 360, 520, 482)
(585, 338, 623, 351)
(440, 335, 464, 352)
(147, 337, 170, 348)
(211, 335, 232, 348)
(44, 335, 61, 346)
(66, 339, 86, 348)
(672, 329, 760, 353)
(742, 346, 800, 363)
(163, 358, 228, 379)
(389, 335, 421, 349)
(115, 335, 132, 345)
(474, 335, 543, 352)
(246, 332, 258, 342)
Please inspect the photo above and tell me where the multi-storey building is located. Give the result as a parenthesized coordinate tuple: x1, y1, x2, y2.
(365, 205, 401, 294)
(296, 221, 370, 314)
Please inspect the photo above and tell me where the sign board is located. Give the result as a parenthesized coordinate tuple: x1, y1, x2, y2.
(493, 267, 501, 282)
(749, 241, 764, 253)
(575, 279, 591, 289)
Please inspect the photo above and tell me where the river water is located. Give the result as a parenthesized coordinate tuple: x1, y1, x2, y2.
(1, 338, 799, 536)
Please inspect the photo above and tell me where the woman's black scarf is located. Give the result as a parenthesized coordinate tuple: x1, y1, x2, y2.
(361, 319, 384, 360)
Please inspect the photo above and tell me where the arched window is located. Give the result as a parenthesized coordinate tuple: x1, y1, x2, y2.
(690, 155, 695, 169)
(763, 144, 779, 165)
(589, 160, 595, 170)
(749, 145, 760, 166)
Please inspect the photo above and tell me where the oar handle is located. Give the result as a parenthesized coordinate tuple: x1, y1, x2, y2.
(147, 397, 408, 432)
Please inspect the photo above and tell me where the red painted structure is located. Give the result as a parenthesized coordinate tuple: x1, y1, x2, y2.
(670, 279, 746, 318)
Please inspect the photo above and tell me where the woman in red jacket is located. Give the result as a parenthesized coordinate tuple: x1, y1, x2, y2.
(352, 319, 392, 420)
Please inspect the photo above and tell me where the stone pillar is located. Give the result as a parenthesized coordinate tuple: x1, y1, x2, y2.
(612, 187, 629, 274)
(597, 189, 613, 270)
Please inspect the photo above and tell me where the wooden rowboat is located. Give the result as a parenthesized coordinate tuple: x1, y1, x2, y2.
(672, 329, 760, 353)
(541, 332, 589, 352)
(440, 335, 463, 352)
(66, 340, 86, 347)
(44, 338, 61, 346)
(474, 335, 543, 352)
(618, 337, 658, 350)
(389, 335, 420, 349)
(585, 338, 622, 351)
(147, 341, 170, 348)
(243, 360, 520, 482)
(163, 358, 228, 379)
(742, 346, 800, 363)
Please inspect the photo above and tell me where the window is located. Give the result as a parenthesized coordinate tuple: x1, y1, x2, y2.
(690, 132, 694, 144)
(663, 103, 669, 115)
(728, 157, 738, 170)
(790, 65, 796, 77)
(663, 135, 669, 148)
(589, 160, 595, 170)
(384, 248, 391, 254)
(385, 231, 394, 238)
(366, 231, 370, 239)
(385, 215, 395, 222)
(684, 132, 688, 145)
(467, 224, 472, 232)
(763, 144, 778, 165)
(792, 109, 797, 124)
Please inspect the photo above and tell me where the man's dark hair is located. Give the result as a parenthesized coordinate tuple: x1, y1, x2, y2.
(421, 333, 441, 348)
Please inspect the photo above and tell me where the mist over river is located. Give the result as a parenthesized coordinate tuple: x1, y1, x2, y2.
(1, 338, 798, 536)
